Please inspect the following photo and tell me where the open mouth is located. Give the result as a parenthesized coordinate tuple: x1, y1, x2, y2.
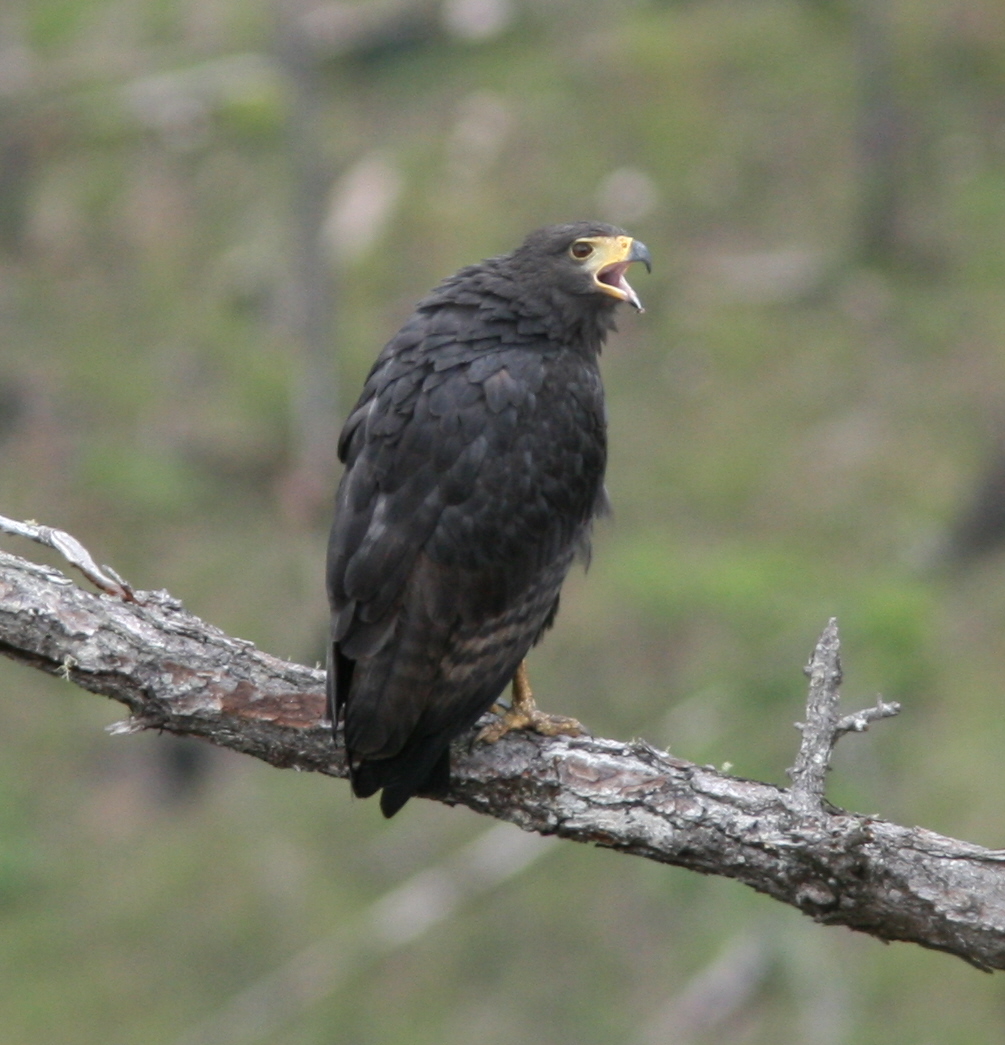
(596, 261, 643, 311)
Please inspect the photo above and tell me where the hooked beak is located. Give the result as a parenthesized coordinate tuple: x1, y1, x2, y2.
(589, 236, 652, 311)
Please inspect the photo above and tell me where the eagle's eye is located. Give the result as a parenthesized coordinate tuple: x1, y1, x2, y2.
(569, 241, 594, 260)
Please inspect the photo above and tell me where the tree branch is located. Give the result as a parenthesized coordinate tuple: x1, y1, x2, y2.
(2, 526, 1005, 971)
(786, 618, 901, 815)
(0, 512, 134, 600)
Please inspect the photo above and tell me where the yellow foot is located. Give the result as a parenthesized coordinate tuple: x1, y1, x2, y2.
(477, 661, 586, 743)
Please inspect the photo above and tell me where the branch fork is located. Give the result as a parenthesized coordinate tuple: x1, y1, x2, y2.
(786, 617, 900, 815)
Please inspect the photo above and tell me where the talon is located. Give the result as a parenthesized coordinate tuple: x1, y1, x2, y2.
(476, 661, 586, 743)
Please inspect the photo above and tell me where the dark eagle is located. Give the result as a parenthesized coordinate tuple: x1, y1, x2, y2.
(327, 222, 650, 816)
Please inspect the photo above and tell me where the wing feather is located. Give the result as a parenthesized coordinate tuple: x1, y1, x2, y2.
(327, 284, 608, 814)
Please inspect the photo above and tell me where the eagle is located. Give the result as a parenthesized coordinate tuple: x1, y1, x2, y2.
(327, 222, 650, 816)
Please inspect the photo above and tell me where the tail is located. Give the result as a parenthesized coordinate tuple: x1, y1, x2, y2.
(329, 638, 451, 817)
(351, 739, 453, 817)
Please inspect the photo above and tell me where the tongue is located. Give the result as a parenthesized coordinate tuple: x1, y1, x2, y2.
(618, 274, 643, 311)
(601, 262, 643, 311)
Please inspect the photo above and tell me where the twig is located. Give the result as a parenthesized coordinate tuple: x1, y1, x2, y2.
(787, 618, 899, 814)
(836, 697, 901, 736)
(0, 513, 134, 601)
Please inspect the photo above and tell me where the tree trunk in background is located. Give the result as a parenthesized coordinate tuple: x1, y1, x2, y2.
(275, 0, 340, 524)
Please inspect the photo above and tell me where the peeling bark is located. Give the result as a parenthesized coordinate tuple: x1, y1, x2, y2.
(2, 541, 1005, 971)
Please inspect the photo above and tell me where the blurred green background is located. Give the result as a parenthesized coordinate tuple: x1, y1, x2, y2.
(2, 0, 1005, 1041)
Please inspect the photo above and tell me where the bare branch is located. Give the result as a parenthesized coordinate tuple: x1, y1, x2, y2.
(2, 532, 1005, 971)
(787, 618, 844, 810)
(836, 695, 901, 736)
(787, 619, 900, 815)
(0, 513, 134, 600)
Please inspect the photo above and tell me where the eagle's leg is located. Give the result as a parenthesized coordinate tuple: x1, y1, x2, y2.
(477, 661, 585, 743)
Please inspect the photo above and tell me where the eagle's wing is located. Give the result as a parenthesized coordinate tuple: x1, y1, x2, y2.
(327, 302, 605, 813)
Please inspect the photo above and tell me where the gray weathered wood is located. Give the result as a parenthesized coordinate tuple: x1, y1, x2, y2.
(2, 541, 1004, 971)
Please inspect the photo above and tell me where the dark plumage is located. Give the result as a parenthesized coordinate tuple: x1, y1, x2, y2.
(327, 222, 650, 816)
